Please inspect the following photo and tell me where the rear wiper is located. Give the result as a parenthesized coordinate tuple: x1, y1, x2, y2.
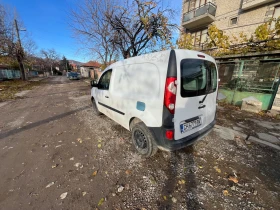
(199, 94, 208, 104)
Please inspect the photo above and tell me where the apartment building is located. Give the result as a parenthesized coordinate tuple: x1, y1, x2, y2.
(181, 0, 280, 48)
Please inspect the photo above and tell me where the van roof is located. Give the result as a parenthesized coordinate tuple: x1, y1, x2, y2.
(105, 49, 215, 70)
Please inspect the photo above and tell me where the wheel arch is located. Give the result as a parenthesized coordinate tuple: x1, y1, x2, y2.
(129, 117, 142, 131)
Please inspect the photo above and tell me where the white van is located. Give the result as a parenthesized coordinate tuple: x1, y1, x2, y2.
(90, 49, 218, 157)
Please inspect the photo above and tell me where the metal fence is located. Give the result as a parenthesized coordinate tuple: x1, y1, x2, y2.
(217, 60, 280, 110)
(183, 2, 217, 23)
(0, 69, 21, 80)
(218, 61, 280, 93)
(0, 69, 40, 80)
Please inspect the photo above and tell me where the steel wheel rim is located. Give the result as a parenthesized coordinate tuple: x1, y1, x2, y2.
(134, 129, 148, 150)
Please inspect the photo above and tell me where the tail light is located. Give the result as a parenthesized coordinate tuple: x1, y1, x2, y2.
(165, 130, 174, 140)
(164, 77, 177, 114)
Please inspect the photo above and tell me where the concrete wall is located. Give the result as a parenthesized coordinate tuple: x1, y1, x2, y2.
(181, 0, 280, 43)
(272, 85, 280, 111)
(80, 67, 90, 78)
(219, 89, 273, 110)
(214, 0, 274, 38)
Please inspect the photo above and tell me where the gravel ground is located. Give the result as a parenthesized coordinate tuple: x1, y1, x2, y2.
(0, 76, 279, 210)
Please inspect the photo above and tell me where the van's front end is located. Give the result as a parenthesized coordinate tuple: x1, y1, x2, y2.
(150, 49, 218, 151)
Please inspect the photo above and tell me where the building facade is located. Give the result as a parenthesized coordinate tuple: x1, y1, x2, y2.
(80, 61, 101, 78)
(181, 0, 280, 49)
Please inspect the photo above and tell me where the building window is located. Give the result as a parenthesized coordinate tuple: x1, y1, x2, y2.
(273, 6, 280, 19)
(188, 0, 211, 11)
(230, 17, 238, 25)
(192, 29, 208, 48)
(271, 6, 280, 29)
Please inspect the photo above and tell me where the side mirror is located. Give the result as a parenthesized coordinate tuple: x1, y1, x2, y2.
(91, 80, 98, 87)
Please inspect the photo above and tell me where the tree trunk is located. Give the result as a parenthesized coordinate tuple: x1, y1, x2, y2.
(123, 50, 130, 59)
(17, 53, 26, 81)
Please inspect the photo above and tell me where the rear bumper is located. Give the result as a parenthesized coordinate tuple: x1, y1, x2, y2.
(149, 119, 216, 151)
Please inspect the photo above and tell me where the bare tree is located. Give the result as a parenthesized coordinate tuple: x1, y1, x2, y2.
(0, 3, 37, 80)
(40, 48, 60, 75)
(70, 0, 177, 63)
(106, 0, 177, 58)
(0, 4, 16, 57)
(70, 0, 118, 67)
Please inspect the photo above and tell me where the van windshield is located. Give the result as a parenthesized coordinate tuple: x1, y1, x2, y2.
(180, 59, 217, 97)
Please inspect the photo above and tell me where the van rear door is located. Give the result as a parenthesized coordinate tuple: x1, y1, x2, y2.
(174, 57, 217, 140)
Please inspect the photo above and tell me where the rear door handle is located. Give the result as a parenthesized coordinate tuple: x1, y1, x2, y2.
(198, 105, 206, 109)
(105, 96, 109, 98)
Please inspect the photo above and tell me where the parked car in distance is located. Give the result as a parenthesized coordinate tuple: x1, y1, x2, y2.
(68, 72, 80, 80)
(90, 49, 218, 157)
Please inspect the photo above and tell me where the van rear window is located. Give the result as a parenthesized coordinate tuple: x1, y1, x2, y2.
(180, 59, 217, 97)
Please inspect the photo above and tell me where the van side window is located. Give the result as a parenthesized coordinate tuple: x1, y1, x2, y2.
(98, 70, 112, 90)
(180, 59, 217, 97)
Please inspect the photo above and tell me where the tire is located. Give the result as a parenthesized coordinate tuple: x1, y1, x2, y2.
(92, 98, 102, 116)
(131, 122, 158, 157)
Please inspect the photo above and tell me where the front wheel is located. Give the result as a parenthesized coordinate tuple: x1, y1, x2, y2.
(131, 122, 158, 157)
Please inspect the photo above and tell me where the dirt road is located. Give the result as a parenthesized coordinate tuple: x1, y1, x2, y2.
(0, 76, 279, 210)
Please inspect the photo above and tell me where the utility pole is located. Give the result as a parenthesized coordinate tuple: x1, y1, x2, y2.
(65, 60, 68, 75)
(14, 19, 26, 80)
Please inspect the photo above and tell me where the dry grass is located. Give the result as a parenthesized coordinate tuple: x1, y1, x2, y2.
(0, 80, 41, 102)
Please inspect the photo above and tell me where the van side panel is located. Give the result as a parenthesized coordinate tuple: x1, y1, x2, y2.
(110, 63, 165, 129)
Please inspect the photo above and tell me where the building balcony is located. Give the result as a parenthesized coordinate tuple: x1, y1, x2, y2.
(242, 0, 275, 10)
(182, 2, 217, 30)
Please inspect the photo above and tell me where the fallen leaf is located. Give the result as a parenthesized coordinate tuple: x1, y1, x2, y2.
(97, 144, 102, 148)
(214, 166, 221, 173)
(198, 166, 203, 169)
(60, 192, 68, 199)
(118, 186, 124, 192)
(125, 170, 131, 175)
(228, 175, 238, 183)
(92, 171, 98, 176)
(98, 139, 102, 143)
(163, 195, 167, 200)
(56, 132, 63, 136)
(223, 190, 229, 196)
(172, 197, 177, 203)
(82, 192, 87, 196)
(98, 198, 105, 206)
(45, 182, 54, 188)
(74, 163, 81, 168)
(178, 179, 186, 185)
(52, 164, 58, 168)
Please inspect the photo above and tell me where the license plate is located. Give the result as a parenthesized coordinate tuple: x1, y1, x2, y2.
(180, 117, 202, 133)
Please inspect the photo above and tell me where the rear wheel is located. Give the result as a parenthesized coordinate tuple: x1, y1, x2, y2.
(91, 98, 102, 116)
(131, 121, 158, 157)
